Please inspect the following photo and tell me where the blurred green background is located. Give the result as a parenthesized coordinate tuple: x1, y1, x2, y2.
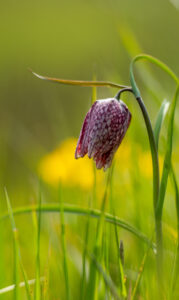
(1, 1, 179, 299)
(1, 0, 179, 199)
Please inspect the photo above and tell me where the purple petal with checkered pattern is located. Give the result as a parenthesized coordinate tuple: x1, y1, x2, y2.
(75, 98, 131, 170)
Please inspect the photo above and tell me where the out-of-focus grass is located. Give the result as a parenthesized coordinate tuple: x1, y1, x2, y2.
(1, 85, 179, 298)
(0, 131, 178, 299)
(1, 3, 179, 298)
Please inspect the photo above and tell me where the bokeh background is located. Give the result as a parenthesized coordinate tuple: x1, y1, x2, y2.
(1, 0, 179, 197)
(1, 0, 179, 298)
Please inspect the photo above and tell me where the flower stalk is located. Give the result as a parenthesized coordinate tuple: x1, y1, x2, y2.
(32, 54, 179, 289)
(115, 87, 134, 100)
(130, 54, 179, 286)
(129, 61, 162, 279)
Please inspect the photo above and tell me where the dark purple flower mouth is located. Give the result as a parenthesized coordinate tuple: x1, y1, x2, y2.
(75, 98, 131, 170)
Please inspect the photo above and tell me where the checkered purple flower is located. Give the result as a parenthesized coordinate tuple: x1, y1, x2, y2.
(75, 98, 131, 170)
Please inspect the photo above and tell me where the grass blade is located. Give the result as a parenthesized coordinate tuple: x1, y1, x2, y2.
(103, 224, 110, 299)
(156, 86, 179, 217)
(154, 99, 170, 149)
(80, 200, 91, 300)
(154, 86, 179, 283)
(59, 187, 70, 300)
(86, 174, 109, 300)
(154, 93, 178, 295)
(169, 166, 179, 294)
(19, 263, 32, 300)
(5, 189, 32, 300)
(114, 218, 127, 298)
(5, 189, 20, 300)
(171, 166, 179, 249)
(88, 251, 122, 300)
(131, 238, 152, 300)
(0, 203, 154, 249)
(34, 188, 42, 300)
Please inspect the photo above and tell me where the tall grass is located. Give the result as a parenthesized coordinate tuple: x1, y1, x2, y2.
(0, 50, 179, 299)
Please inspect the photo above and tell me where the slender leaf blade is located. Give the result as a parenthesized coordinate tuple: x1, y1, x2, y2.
(114, 218, 127, 298)
(0, 203, 154, 249)
(5, 189, 32, 300)
(34, 189, 42, 300)
(157, 86, 179, 217)
(169, 166, 179, 294)
(5, 189, 20, 300)
(59, 187, 70, 300)
(154, 99, 170, 149)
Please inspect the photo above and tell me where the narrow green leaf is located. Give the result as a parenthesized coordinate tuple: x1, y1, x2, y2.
(154, 98, 179, 295)
(154, 99, 170, 150)
(86, 172, 110, 300)
(31, 70, 129, 89)
(169, 166, 179, 294)
(5, 189, 20, 300)
(59, 187, 70, 300)
(5, 189, 32, 300)
(34, 188, 42, 300)
(80, 200, 91, 300)
(156, 86, 179, 218)
(114, 218, 127, 298)
(131, 237, 153, 300)
(88, 251, 122, 300)
(19, 263, 32, 300)
(154, 85, 179, 296)
(103, 225, 110, 299)
(171, 166, 179, 245)
(131, 54, 179, 86)
(42, 241, 51, 300)
(0, 203, 154, 249)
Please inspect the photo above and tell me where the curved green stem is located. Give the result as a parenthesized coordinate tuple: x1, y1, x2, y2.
(131, 55, 179, 213)
(130, 56, 161, 280)
(115, 87, 134, 100)
(131, 54, 179, 86)
(130, 58, 160, 211)
(130, 53, 179, 286)
(136, 96, 160, 211)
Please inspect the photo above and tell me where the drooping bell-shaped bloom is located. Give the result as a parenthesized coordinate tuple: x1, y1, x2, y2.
(75, 98, 131, 170)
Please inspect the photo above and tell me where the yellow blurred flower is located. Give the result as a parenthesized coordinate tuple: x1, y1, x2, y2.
(138, 149, 163, 178)
(38, 138, 133, 191)
(111, 140, 132, 195)
(115, 140, 131, 169)
(38, 138, 94, 189)
(38, 136, 163, 191)
(138, 151, 153, 178)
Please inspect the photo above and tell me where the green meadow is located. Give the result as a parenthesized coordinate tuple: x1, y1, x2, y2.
(0, 0, 179, 299)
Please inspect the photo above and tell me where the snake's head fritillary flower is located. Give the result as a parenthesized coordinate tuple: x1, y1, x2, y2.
(75, 98, 131, 170)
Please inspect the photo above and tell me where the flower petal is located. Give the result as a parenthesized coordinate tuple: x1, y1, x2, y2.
(75, 98, 132, 170)
(75, 101, 97, 159)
